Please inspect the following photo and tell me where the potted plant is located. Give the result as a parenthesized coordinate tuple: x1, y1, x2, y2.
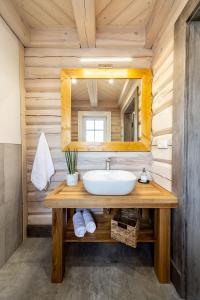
(65, 149, 78, 186)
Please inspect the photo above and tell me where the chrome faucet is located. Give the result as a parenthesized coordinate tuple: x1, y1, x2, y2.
(105, 157, 111, 170)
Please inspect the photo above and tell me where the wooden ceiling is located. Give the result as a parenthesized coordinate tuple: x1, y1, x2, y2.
(72, 79, 127, 103)
(0, 0, 178, 51)
(12, 0, 155, 29)
(12, 0, 76, 28)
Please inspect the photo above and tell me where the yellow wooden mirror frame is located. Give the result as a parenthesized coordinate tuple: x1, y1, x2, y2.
(61, 68, 152, 151)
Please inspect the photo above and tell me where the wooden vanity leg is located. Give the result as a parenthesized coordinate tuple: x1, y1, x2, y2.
(154, 208, 171, 283)
(51, 208, 66, 283)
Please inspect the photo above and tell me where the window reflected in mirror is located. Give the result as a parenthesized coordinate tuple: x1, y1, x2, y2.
(71, 79, 142, 143)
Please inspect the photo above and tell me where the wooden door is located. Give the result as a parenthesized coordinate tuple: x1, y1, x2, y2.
(185, 21, 200, 300)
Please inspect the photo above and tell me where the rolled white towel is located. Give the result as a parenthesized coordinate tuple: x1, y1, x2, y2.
(73, 212, 86, 238)
(83, 209, 96, 233)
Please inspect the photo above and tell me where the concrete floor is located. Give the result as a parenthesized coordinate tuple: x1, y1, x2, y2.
(0, 238, 181, 300)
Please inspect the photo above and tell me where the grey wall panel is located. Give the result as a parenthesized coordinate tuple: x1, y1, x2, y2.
(0, 143, 22, 268)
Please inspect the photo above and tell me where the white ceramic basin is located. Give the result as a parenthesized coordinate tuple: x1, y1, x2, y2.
(83, 170, 137, 195)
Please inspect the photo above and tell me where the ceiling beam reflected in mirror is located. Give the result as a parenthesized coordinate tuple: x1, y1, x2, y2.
(118, 79, 130, 105)
(87, 79, 98, 107)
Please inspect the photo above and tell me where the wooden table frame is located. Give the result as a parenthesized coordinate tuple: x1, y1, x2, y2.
(45, 181, 178, 284)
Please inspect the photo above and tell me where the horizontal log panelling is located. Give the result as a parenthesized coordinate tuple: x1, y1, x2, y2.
(26, 92, 60, 99)
(151, 161, 172, 180)
(24, 47, 153, 58)
(152, 91, 173, 115)
(152, 134, 172, 146)
(150, 1, 189, 192)
(153, 51, 174, 83)
(152, 37, 174, 72)
(24, 54, 153, 224)
(151, 146, 172, 163)
(152, 64, 173, 96)
(22, 0, 190, 225)
(25, 79, 60, 92)
(151, 173, 172, 192)
(26, 116, 61, 125)
(26, 99, 61, 110)
(24, 46, 154, 225)
(151, 32, 174, 190)
(25, 57, 152, 69)
(152, 106, 173, 135)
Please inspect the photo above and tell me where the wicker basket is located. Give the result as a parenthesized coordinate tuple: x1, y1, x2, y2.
(111, 209, 141, 248)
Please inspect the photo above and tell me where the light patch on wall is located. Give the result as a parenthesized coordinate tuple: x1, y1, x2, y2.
(0, 17, 21, 144)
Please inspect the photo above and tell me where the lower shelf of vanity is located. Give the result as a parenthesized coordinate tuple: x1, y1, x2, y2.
(64, 212, 155, 244)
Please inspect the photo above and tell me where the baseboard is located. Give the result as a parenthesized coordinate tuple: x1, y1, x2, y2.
(171, 259, 185, 299)
(27, 225, 52, 237)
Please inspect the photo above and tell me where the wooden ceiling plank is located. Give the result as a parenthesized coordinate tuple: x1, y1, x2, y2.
(0, 0, 30, 46)
(110, 0, 154, 26)
(51, 0, 75, 25)
(145, 0, 174, 48)
(87, 79, 98, 107)
(12, 0, 46, 28)
(33, 0, 74, 27)
(53, 0, 75, 21)
(71, 0, 96, 48)
(96, 0, 133, 27)
(22, 0, 59, 27)
(31, 0, 62, 26)
(127, 7, 152, 27)
(22, 10, 44, 28)
(95, 0, 112, 16)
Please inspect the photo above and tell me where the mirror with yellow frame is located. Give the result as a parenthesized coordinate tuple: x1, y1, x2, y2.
(61, 68, 152, 152)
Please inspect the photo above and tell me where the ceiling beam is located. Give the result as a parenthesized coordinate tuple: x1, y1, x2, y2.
(145, 0, 173, 49)
(87, 80, 98, 107)
(118, 80, 130, 105)
(71, 0, 96, 48)
(0, 0, 30, 46)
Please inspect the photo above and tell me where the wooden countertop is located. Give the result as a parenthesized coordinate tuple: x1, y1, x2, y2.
(45, 181, 178, 209)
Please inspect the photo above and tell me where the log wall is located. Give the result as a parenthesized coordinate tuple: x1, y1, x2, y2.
(24, 49, 152, 225)
(151, 0, 189, 191)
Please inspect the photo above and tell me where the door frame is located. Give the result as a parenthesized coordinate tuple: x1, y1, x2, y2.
(173, 0, 200, 297)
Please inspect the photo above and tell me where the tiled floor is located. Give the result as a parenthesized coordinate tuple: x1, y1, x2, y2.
(0, 238, 181, 300)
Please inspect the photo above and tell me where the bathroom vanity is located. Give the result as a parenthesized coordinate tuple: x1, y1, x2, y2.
(44, 67, 178, 284)
(45, 181, 178, 284)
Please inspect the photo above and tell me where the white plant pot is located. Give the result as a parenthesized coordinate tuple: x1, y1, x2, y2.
(66, 173, 78, 186)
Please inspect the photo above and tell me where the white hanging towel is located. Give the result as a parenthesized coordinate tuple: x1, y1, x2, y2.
(31, 132, 55, 191)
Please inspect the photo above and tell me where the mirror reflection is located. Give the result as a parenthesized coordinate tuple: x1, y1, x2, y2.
(71, 79, 142, 143)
